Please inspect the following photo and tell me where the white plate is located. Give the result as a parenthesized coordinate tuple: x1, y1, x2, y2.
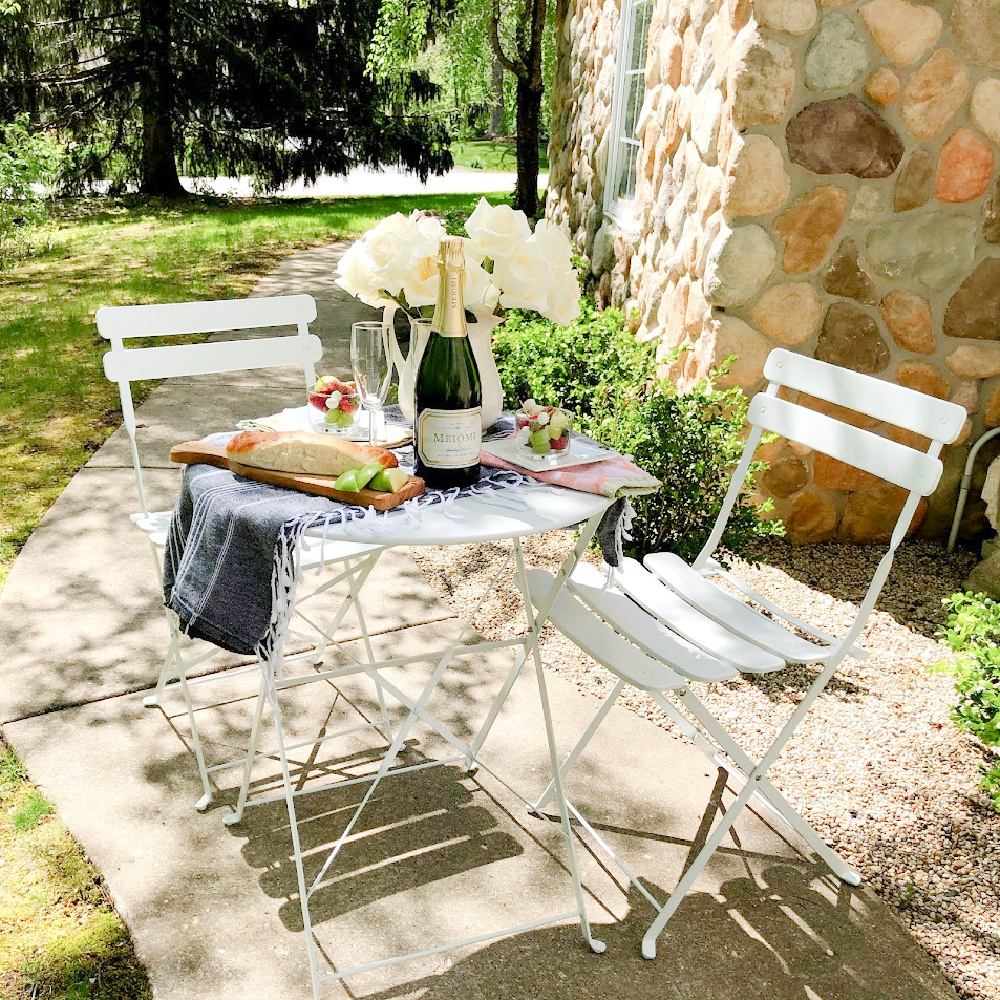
(482, 435, 613, 470)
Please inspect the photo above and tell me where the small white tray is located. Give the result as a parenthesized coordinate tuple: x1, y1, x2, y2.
(482, 435, 612, 470)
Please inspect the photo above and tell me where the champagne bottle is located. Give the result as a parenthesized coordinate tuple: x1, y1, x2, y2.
(414, 236, 482, 489)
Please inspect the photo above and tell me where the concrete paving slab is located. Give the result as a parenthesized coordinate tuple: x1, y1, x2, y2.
(6, 634, 953, 1000)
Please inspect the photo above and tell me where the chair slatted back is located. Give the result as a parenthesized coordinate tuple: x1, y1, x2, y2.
(98, 294, 321, 514)
(696, 349, 966, 585)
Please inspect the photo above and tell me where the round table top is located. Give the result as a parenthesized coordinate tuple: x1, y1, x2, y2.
(303, 484, 615, 548)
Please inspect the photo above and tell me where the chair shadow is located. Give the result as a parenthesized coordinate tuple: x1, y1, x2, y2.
(346, 865, 950, 1000)
(229, 758, 524, 932)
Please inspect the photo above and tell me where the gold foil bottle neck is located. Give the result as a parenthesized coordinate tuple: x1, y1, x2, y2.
(438, 235, 466, 272)
(431, 236, 468, 338)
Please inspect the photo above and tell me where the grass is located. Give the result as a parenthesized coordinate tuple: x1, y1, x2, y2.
(0, 739, 151, 999)
(0, 191, 504, 591)
(451, 138, 549, 173)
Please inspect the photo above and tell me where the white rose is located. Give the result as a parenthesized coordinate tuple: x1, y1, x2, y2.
(364, 213, 413, 268)
(466, 197, 532, 259)
(335, 242, 387, 307)
(400, 251, 440, 308)
(542, 272, 581, 326)
(531, 218, 575, 274)
(464, 258, 500, 314)
(410, 210, 445, 244)
(495, 240, 553, 312)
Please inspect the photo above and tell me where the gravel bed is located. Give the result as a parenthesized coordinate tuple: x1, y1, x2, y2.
(410, 534, 1000, 1000)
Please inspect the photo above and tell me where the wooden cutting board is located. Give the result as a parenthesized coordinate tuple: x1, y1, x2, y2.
(170, 440, 425, 510)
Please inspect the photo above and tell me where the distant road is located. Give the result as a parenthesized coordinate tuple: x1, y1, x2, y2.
(181, 165, 549, 199)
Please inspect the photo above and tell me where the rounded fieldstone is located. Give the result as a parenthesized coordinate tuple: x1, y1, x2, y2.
(935, 128, 995, 203)
(804, 14, 871, 91)
(711, 316, 775, 388)
(755, 0, 818, 35)
(813, 452, 880, 491)
(842, 482, 927, 542)
(691, 83, 725, 163)
(865, 212, 978, 291)
(985, 176, 1000, 243)
(943, 258, 1000, 341)
(761, 456, 810, 498)
(894, 150, 936, 212)
(775, 185, 849, 274)
(704, 225, 777, 306)
(859, 0, 942, 67)
(953, 0, 1000, 71)
(865, 67, 901, 105)
(723, 134, 791, 217)
(786, 491, 840, 542)
(731, 35, 796, 127)
(896, 361, 950, 399)
(971, 79, 1000, 145)
(751, 282, 824, 345)
(944, 343, 1000, 378)
(815, 302, 890, 373)
(879, 290, 936, 353)
(822, 238, 878, 305)
(900, 50, 969, 142)
(850, 184, 887, 225)
(786, 96, 904, 178)
(984, 384, 1000, 427)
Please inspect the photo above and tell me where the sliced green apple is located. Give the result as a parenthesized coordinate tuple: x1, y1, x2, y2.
(370, 468, 410, 492)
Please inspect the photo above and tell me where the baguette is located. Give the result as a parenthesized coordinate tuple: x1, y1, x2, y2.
(226, 430, 398, 477)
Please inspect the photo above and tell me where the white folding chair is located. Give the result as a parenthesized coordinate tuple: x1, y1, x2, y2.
(525, 348, 966, 959)
(98, 295, 389, 812)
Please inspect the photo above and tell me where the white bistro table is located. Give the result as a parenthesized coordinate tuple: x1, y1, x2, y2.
(229, 480, 617, 997)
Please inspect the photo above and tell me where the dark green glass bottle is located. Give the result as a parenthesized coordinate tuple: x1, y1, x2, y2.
(414, 237, 482, 489)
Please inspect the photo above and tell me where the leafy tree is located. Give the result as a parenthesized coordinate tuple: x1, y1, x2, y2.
(0, 0, 453, 195)
(370, 0, 552, 216)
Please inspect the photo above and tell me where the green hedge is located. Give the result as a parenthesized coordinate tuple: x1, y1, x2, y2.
(493, 299, 782, 561)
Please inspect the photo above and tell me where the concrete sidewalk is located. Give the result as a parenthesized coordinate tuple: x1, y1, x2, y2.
(0, 244, 958, 1000)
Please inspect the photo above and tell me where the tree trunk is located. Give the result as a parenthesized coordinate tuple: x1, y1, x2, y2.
(138, 0, 185, 195)
(489, 55, 504, 138)
(514, 77, 542, 217)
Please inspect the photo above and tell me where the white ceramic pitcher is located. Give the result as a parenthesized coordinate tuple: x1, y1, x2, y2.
(386, 305, 505, 430)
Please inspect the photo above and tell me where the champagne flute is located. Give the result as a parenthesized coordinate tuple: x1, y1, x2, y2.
(351, 321, 392, 446)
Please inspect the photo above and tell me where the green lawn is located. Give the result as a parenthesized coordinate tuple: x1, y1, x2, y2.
(451, 138, 549, 173)
(0, 192, 503, 592)
(0, 739, 151, 999)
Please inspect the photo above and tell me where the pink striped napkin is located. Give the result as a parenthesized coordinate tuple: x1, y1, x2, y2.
(481, 437, 660, 498)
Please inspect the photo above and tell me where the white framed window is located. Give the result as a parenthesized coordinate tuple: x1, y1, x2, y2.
(604, 0, 653, 230)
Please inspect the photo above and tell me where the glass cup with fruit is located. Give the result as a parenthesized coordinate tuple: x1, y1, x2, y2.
(514, 400, 573, 459)
(308, 375, 361, 435)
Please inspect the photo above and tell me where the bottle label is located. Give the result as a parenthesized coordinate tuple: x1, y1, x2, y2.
(417, 407, 482, 469)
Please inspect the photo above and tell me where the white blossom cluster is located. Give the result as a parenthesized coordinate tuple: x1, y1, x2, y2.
(334, 198, 580, 326)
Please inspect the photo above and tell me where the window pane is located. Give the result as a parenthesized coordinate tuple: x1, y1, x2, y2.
(617, 141, 638, 202)
(631, 1, 652, 71)
(622, 71, 643, 137)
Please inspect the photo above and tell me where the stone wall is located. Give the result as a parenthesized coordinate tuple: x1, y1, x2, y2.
(546, 0, 1000, 543)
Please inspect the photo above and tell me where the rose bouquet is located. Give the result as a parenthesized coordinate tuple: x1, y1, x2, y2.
(334, 197, 580, 325)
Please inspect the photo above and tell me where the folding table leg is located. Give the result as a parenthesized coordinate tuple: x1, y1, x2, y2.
(512, 520, 607, 956)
